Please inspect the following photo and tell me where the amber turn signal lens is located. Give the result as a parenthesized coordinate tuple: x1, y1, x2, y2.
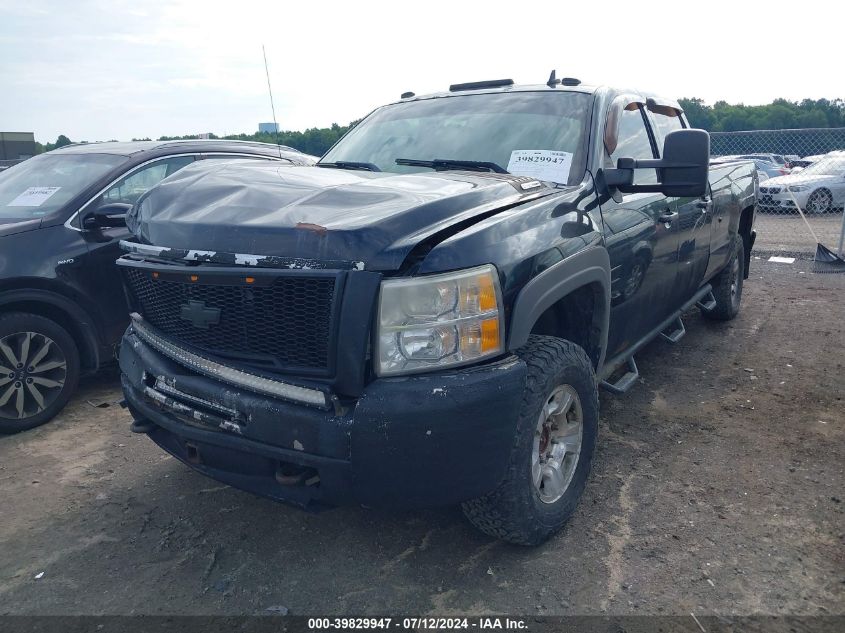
(151, 272, 159, 279)
(478, 274, 497, 312)
(245, 277, 255, 284)
(190, 274, 199, 282)
(480, 318, 500, 352)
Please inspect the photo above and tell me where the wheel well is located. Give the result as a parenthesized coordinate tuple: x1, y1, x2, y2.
(528, 283, 604, 369)
(0, 300, 98, 372)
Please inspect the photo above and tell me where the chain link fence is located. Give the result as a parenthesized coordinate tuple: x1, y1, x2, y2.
(710, 127, 845, 258)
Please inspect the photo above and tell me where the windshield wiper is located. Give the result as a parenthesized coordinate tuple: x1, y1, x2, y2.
(395, 158, 509, 174)
(317, 161, 381, 172)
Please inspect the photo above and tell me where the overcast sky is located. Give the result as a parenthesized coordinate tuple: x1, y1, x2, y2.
(1, 0, 841, 144)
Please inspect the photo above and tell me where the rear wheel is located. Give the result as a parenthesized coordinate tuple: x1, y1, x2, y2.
(806, 189, 832, 214)
(703, 237, 744, 321)
(0, 312, 80, 433)
(461, 336, 598, 546)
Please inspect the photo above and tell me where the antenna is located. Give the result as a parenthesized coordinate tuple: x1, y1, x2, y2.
(262, 44, 282, 159)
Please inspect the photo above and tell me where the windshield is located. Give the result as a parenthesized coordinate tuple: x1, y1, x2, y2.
(0, 153, 126, 219)
(798, 154, 845, 176)
(322, 91, 592, 185)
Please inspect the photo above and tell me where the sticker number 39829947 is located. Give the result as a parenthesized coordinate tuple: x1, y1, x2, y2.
(8, 186, 62, 207)
(506, 150, 573, 184)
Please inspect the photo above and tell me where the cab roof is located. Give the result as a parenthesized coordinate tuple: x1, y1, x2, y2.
(396, 81, 683, 113)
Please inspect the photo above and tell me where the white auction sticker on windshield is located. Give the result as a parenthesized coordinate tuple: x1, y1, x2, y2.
(507, 150, 572, 184)
(8, 187, 61, 207)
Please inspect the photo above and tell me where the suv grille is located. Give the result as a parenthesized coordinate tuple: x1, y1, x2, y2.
(123, 267, 337, 372)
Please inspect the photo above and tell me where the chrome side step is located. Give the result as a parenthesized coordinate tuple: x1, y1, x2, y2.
(696, 290, 717, 312)
(660, 316, 686, 344)
(600, 357, 639, 395)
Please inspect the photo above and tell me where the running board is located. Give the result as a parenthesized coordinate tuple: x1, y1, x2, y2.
(660, 316, 686, 344)
(600, 357, 639, 395)
(696, 290, 717, 312)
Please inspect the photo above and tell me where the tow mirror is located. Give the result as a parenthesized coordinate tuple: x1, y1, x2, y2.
(600, 129, 710, 198)
(83, 202, 131, 230)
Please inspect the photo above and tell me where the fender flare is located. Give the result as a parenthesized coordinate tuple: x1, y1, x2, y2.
(507, 247, 611, 370)
(0, 287, 102, 371)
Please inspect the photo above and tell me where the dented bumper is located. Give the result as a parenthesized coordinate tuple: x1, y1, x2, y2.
(120, 330, 526, 509)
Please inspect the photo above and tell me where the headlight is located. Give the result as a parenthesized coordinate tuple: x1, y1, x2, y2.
(788, 185, 809, 192)
(376, 265, 504, 376)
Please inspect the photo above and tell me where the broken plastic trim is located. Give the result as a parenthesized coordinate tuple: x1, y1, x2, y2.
(130, 313, 331, 410)
(119, 240, 365, 271)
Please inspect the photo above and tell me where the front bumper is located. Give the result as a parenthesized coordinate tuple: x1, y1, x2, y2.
(120, 330, 527, 510)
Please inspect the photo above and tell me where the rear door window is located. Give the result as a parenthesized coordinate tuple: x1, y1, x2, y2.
(610, 105, 658, 185)
(649, 107, 685, 150)
(101, 155, 195, 206)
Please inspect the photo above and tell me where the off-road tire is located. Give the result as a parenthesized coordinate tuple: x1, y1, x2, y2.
(461, 336, 599, 546)
(703, 236, 744, 321)
(0, 312, 80, 434)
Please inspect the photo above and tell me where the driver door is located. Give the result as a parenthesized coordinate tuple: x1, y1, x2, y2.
(602, 104, 680, 359)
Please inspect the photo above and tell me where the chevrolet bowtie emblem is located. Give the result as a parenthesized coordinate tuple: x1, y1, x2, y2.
(179, 300, 221, 329)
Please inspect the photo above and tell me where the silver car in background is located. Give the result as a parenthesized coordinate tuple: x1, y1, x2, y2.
(758, 151, 845, 213)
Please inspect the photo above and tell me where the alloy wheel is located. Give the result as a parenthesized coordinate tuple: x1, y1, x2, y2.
(0, 332, 67, 420)
(531, 385, 583, 504)
(807, 190, 832, 214)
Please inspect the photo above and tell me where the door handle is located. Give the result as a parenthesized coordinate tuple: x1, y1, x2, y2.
(659, 210, 678, 223)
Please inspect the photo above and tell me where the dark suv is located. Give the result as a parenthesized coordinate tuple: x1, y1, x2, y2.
(0, 140, 314, 432)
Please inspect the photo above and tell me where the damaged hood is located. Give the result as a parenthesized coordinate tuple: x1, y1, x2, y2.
(128, 160, 551, 271)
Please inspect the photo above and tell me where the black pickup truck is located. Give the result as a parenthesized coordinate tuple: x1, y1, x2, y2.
(117, 76, 757, 545)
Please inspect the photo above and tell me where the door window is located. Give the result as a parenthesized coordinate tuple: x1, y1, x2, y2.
(610, 105, 657, 185)
(649, 108, 685, 150)
(101, 155, 195, 206)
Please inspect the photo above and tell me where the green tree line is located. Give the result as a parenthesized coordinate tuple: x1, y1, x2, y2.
(679, 97, 845, 131)
(36, 97, 845, 154)
(38, 122, 357, 157)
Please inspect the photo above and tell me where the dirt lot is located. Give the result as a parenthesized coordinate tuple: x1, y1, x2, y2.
(753, 212, 843, 256)
(0, 258, 842, 617)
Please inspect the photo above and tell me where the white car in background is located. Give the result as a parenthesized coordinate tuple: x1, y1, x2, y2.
(758, 152, 845, 214)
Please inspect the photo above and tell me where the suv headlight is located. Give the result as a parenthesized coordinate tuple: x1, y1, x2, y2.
(376, 265, 505, 376)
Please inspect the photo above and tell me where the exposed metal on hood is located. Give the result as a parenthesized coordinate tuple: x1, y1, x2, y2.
(119, 240, 365, 271)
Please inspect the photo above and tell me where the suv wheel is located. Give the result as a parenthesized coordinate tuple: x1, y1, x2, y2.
(0, 312, 80, 433)
(461, 336, 598, 546)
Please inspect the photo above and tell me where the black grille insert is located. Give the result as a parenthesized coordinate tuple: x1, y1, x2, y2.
(123, 267, 337, 372)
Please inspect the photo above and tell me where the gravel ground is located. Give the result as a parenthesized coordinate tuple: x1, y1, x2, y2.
(0, 258, 842, 617)
(753, 212, 843, 256)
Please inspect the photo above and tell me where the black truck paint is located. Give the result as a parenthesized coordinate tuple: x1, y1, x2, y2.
(118, 82, 757, 544)
(0, 141, 314, 432)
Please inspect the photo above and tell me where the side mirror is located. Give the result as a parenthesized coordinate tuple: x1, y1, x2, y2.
(599, 129, 711, 198)
(658, 129, 710, 197)
(83, 202, 131, 229)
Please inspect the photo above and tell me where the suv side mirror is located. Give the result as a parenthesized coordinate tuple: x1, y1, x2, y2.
(83, 202, 132, 229)
(600, 129, 710, 197)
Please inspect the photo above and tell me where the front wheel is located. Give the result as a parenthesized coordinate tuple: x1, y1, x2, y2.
(0, 312, 80, 433)
(806, 189, 832, 214)
(461, 336, 599, 546)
